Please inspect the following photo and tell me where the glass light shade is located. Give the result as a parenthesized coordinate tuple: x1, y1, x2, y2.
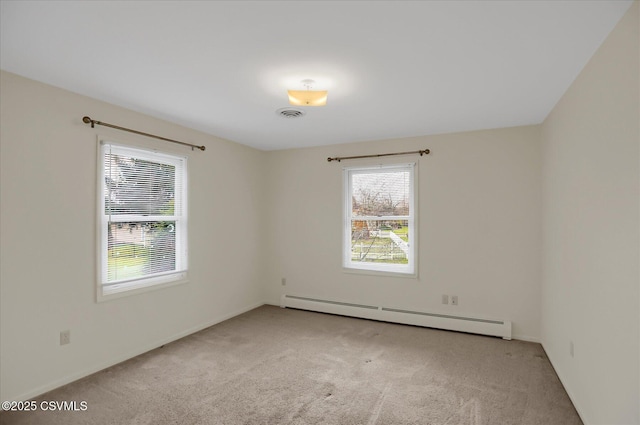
(287, 90, 328, 106)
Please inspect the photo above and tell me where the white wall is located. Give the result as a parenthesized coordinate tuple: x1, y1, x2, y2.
(0, 71, 266, 402)
(540, 2, 639, 424)
(264, 125, 542, 341)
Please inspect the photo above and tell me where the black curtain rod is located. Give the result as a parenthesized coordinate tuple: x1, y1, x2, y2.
(327, 149, 430, 162)
(82, 116, 206, 151)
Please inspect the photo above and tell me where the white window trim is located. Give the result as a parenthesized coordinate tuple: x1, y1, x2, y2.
(343, 162, 418, 278)
(96, 138, 189, 302)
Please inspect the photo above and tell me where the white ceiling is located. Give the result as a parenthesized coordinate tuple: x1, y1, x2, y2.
(0, 1, 633, 151)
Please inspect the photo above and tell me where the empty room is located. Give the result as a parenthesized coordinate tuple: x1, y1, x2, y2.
(0, 1, 638, 424)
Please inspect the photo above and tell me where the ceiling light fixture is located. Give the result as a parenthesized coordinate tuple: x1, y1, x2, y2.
(288, 79, 328, 107)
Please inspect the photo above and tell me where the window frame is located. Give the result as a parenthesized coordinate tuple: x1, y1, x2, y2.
(343, 162, 417, 277)
(97, 139, 189, 302)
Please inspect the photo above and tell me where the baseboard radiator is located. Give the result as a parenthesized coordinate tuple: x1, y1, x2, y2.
(281, 294, 512, 340)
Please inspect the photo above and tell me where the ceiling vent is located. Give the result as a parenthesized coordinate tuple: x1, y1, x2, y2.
(276, 107, 306, 119)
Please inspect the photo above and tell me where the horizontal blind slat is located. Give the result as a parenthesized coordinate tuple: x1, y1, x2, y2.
(102, 143, 186, 286)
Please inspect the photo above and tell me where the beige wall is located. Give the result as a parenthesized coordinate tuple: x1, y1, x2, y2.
(540, 2, 639, 424)
(0, 71, 267, 402)
(264, 126, 542, 341)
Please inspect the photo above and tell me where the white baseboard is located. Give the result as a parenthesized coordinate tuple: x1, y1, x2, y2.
(512, 334, 541, 343)
(7, 301, 266, 403)
(541, 342, 587, 425)
(280, 294, 513, 340)
(270, 300, 540, 343)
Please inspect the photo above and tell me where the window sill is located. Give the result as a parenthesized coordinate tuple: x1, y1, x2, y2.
(342, 266, 418, 279)
(97, 273, 188, 302)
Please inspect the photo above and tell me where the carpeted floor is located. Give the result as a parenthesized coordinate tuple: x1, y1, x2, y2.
(0, 305, 582, 425)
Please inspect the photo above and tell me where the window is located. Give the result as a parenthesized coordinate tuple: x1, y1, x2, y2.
(343, 163, 416, 276)
(98, 142, 187, 299)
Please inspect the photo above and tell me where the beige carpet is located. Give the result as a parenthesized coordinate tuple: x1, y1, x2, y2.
(0, 305, 582, 425)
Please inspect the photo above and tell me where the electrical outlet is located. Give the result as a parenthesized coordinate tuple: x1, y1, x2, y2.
(281, 278, 286, 286)
(60, 330, 70, 346)
(451, 296, 458, 306)
(442, 295, 449, 304)
(569, 341, 574, 357)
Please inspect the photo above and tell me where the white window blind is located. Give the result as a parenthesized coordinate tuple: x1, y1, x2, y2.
(99, 143, 187, 295)
(344, 163, 416, 276)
